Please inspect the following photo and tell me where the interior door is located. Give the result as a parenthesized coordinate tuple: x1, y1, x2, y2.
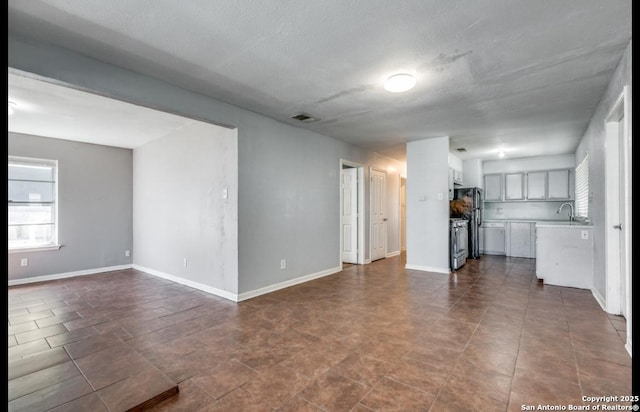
(370, 169, 387, 261)
(341, 167, 358, 264)
(617, 113, 627, 318)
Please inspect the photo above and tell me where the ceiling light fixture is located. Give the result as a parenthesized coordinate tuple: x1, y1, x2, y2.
(384, 73, 416, 93)
(498, 151, 505, 158)
(8, 101, 16, 115)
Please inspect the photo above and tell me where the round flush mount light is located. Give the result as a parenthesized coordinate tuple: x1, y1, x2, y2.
(498, 151, 505, 158)
(384, 73, 416, 93)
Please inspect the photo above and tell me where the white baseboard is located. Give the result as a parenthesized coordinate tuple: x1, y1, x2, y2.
(386, 250, 401, 258)
(405, 264, 450, 274)
(591, 288, 607, 312)
(237, 266, 342, 302)
(132, 265, 238, 302)
(8, 264, 133, 286)
(625, 340, 632, 357)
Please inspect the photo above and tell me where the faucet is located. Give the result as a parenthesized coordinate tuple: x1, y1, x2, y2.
(557, 202, 574, 221)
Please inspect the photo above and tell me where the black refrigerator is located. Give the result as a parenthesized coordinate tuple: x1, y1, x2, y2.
(453, 187, 483, 259)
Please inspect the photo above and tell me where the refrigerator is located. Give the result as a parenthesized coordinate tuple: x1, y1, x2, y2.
(452, 187, 483, 259)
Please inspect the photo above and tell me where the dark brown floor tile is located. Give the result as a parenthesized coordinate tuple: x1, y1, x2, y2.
(15, 324, 68, 345)
(147, 379, 216, 411)
(35, 311, 82, 328)
(9, 361, 81, 401)
(201, 387, 273, 412)
(575, 353, 632, 395)
(8, 375, 93, 412)
(279, 343, 349, 379)
(331, 351, 393, 387)
(75, 342, 156, 390)
(9, 347, 71, 380)
(404, 341, 464, 370)
(190, 359, 258, 399)
(299, 371, 369, 412)
(96, 365, 178, 412)
(277, 395, 325, 412)
(514, 351, 579, 385)
(458, 342, 518, 377)
(386, 357, 449, 396)
(444, 363, 512, 404)
(8, 338, 51, 362)
(431, 386, 507, 412)
(242, 364, 313, 409)
(63, 331, 123, 359)
(48, 393, 109, 412)
(358, 376, 434, 412)
(46, 326, 100, 348)
(63, 314, 111, 331)
(510, 369, 582, 406)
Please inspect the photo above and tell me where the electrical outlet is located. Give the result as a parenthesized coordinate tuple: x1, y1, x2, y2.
(581, 230, 589, 240)
(183, 258, 188, 267)
(280, 259, 286, 269)
(20, 258, 28, 267)
(125, 250, 131, 257)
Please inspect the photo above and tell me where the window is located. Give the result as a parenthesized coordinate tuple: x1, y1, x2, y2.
(574, 153, 589, 218)
(8, 156, 58, 251)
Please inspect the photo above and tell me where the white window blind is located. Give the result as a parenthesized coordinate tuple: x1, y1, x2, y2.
(574, 153, 589, 218)
(8, 156, 58, 250)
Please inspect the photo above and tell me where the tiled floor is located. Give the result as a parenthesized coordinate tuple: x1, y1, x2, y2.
(8, 254, 632, 411)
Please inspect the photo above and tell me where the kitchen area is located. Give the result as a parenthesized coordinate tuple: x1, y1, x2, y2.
(448, 153, 594, 290)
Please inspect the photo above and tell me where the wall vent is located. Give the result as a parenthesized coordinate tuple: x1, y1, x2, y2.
(291, 113, 318, 122)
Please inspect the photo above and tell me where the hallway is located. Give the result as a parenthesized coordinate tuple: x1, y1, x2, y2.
(8, 254, 631, 411)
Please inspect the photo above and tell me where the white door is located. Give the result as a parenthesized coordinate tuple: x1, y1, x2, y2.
(370, 169, 387, 261)
(341, 168, 358, 264)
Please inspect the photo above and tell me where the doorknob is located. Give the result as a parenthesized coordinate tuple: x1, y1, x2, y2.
(613, 224, 622, 230)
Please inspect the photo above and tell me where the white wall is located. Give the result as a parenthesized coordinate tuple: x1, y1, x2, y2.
(8, 133, 133, 282)
(462, 159, 483, 188)
(575, 40, 632, 308)
(406, 137, 450, 273)
(8, 34, 405, 299)
(483, 154, 575, 174)
(133, 121, 238, 296)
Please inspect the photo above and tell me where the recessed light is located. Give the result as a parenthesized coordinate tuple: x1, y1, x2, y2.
(384, 73, 416, 93)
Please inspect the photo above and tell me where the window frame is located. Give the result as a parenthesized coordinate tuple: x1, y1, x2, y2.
(574, 153, 589, 219)
(8, 155, 61, 253)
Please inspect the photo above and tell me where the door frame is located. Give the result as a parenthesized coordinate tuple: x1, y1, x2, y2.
(604, 85, 631, 355)
(339, 160, 365, 267)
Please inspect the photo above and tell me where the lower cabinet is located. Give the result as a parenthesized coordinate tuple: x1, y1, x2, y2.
(482, 222, 505, 255)
(505, 222, 536, 258)
(482, 221, 536, 258)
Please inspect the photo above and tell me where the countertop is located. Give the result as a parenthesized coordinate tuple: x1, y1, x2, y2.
(482, 219, 592, 228)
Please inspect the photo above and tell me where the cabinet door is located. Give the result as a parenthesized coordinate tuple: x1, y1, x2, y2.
(504, 173, 525, 200)
(548, 169, 571, 199)
(483, 227, 505, 255)
(508, 222, 532, 258)
(484, 174, 502, 201)
(527, 171, 547, 200)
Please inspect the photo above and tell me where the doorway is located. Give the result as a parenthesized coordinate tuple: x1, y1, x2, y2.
(604, 85, 631, 354)
(340, 160, 364, 267)
(400, 177, 407, 252)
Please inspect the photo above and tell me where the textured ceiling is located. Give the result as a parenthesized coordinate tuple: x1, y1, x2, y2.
(7, 0, 632, 161)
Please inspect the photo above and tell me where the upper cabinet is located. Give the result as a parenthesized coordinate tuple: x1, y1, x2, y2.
(484, 174, 503, 201)
(526, 171, 547, 200)
(504, 172, 525, 200)
(547, 169, 571, 199)
(483, 168, 573, 202)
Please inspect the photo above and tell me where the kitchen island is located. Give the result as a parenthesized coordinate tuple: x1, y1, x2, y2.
(535, 221, 593, 289)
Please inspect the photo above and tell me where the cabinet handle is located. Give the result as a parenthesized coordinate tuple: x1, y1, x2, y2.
(613, 224, 622, 230)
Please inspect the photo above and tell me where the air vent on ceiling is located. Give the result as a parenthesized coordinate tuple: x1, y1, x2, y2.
(291, 113, 318, 122)
(456, 147, 467, 152)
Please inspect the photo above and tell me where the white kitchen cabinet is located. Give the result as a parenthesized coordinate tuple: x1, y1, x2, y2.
(505, 222, 535, 258)
(526, 171, 547, 200)
(482, 222, 505, 255)
(548, 169, 572, 199)
(504, 173, 525, 200)
(484, 174, 503, 201)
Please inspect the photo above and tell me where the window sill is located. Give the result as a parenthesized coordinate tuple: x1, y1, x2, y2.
(8, 245, 62, 254)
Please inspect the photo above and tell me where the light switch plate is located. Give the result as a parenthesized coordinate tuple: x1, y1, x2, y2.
(581, 230, 589, 240)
